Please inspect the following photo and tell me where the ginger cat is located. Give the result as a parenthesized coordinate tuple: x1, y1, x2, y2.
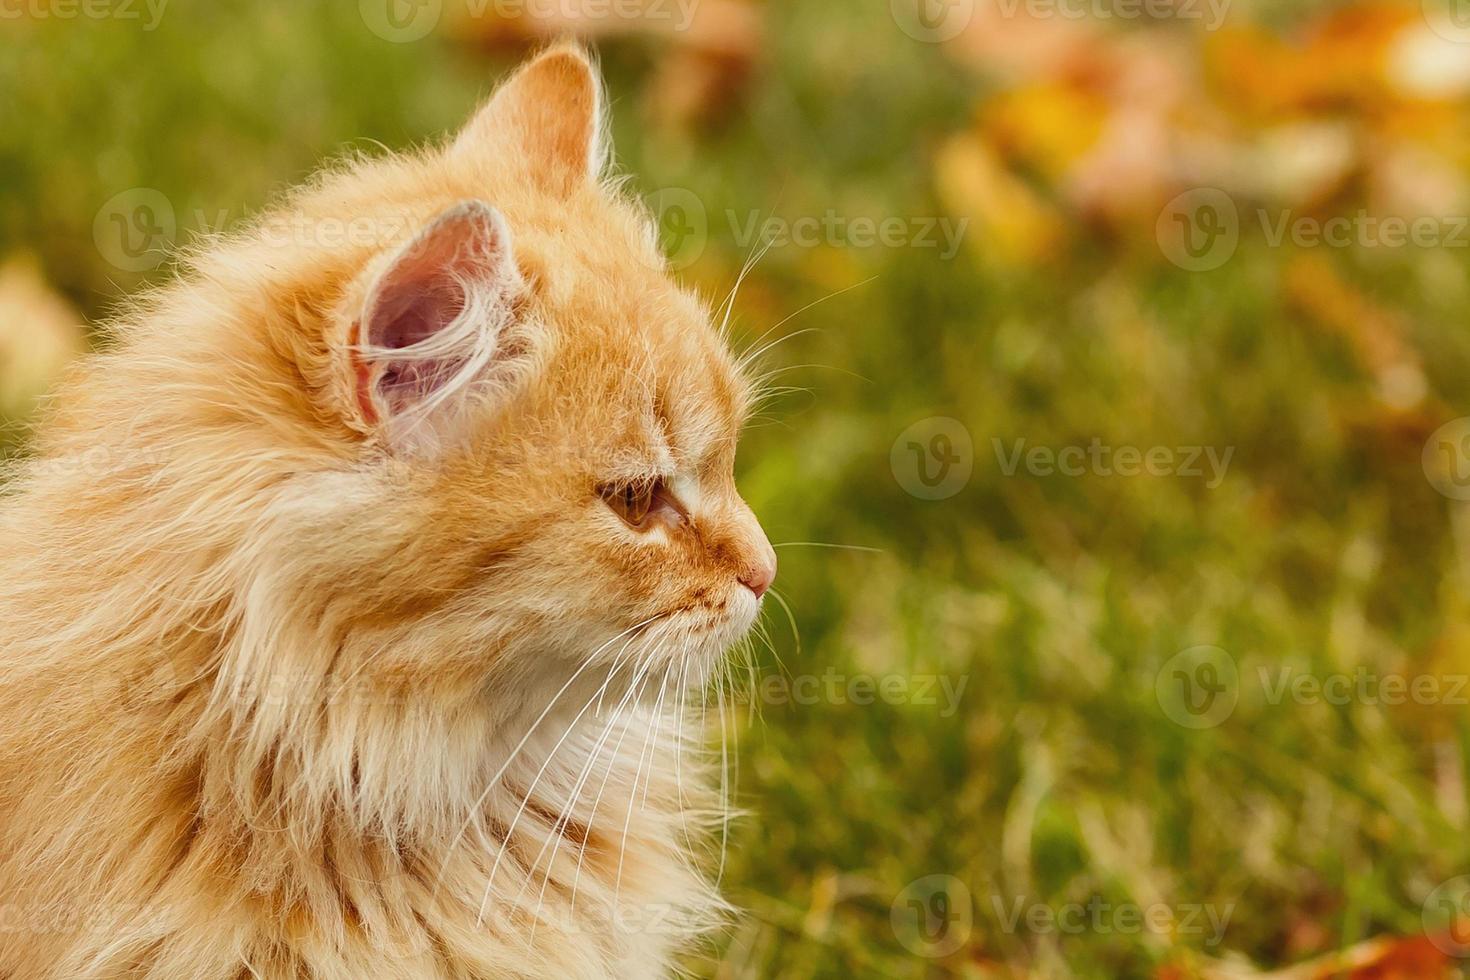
(0, 45, 775, 979)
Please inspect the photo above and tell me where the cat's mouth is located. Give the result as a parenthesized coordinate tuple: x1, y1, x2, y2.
(660, 586, 760, 650)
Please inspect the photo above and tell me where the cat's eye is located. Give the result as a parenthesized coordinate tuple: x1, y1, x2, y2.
(599, 478, 680, 530)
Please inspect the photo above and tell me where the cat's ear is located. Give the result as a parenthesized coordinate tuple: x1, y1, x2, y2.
(349, 200, 524, 454)
(452, 44, 605, 197)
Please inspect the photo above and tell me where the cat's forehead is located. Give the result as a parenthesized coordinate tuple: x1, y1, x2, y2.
(514, 204, 743, 394)
(520, 238, 748, 467)
(577, 286, 745, 434)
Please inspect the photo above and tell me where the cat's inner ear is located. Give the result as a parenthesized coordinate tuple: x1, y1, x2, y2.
(352, 200, 522, 450)
(452, 45, 604, 197)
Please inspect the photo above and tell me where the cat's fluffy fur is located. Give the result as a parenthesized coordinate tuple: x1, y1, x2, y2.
(0, 46, 776, 979)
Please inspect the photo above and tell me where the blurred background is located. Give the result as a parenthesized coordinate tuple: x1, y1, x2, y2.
(6, 0, 1470, 976)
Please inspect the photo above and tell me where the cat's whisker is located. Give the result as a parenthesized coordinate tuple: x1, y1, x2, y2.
(734, 327, 821, 376)
(596, 640, 667, 916)
(750, 362, 868, 384)
(745, 384, 813, 404)
(519, 681, 640, 947)
(753, 626, 788, 697)
(488, 622, 677, 912)
(564, 626, 671, 919)
(743, 275, 876, 362)
(531, 619, 677, 912)
(713, 667, 732, 887)
(611, 620, 696, 910)
(594, 621, 655, 717)
(765, 587, 802, 660)
(476, 673, 623, 928)
(714, 236, 775, 343)
(671, 651, 693, 856)
(739, 414, 798, 433)
(771, 541, 885, 554)
(737, 636, 763, 726)
(640, 654, 680, 814)
(444, 613, 660, 904)
(612, 646, 678, 905)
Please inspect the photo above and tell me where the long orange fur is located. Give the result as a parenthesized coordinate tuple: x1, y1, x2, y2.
(0, 45, 775, 979)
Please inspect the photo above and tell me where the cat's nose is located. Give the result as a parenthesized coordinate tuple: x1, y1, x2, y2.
(726, 498, 776, 599)
(738, 546, 776, 599)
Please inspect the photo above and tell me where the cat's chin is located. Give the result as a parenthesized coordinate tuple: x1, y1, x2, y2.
(671, 586, 763, 656)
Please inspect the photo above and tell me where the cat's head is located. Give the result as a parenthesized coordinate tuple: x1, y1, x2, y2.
(242, 46, 774, 710)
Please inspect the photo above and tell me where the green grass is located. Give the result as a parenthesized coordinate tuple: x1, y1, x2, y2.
(5, 3, 1470, 977)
